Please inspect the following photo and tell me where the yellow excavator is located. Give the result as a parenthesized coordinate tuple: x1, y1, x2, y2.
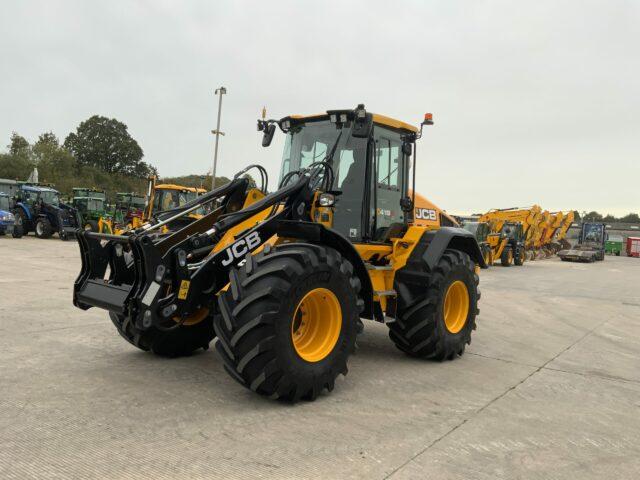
(541, 210, 575, 254)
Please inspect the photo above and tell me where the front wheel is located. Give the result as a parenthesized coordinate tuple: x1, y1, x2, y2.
(12, 223, 23, 238)
(514, 246, 525, 266)
(109, 310, 215, 357)
(501, 247, 514, 267)
(388, 249, 479, 360)
(13, 210, 28, 235)
(215, 243, 362, 402)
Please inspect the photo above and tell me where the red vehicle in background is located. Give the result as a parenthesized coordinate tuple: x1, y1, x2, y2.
(627, 237, 640, 258)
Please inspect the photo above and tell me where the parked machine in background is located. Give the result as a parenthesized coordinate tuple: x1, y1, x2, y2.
(0, 192, 21, 237)
(461, 221, 494, 265)
(113, 192, 146, 231)
(12, 185, 79, 240)
(605, 234, 623, 256)
(557, 222, 606, 262)
(479, 207, 534, 263)
(627, 237, 640, 258)
(72, 188, 113, 233)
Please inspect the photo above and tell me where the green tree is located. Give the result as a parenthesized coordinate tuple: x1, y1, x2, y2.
(584, 211, 603, 221)
(619, 213, 640, 224)
(603, 214, 617, 222)
(64, 115, 147, 177)
(8, 132, 30, 156)
(0, 133, 34, 179)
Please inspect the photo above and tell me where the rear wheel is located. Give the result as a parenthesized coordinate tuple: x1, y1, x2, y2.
(501, 247, 514, 267)
(215, 243, 361, 401)
(388, 249, 479, 360)
(35, 217, 53, 239)
(109, 309, 215, 357)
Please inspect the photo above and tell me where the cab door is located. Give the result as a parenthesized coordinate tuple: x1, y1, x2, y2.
(371, 127, 408, 240)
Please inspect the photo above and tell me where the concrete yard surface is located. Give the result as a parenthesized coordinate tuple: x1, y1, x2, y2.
(1, 236, 639, 479)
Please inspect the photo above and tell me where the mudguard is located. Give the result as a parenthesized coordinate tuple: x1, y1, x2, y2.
(391, 227, 485, 320)
(420, 227, 487, 270)
(15, 202, 31, 220)
(276, 220, 375, 319)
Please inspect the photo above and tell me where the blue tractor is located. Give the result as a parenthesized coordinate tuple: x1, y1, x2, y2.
(0, 192, 22, 237)
(12, 185, 80, 240)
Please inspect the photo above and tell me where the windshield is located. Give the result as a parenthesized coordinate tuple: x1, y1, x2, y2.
(462, 222, 479, 235)
(153, 189, 203, 213)
(0, 196, 9, 211)
(131, 196, 146, 208)
(118, 194, 145, 209)
(501, 223, 518, 239)
(40, 190, 60, 205)
(280, 120, 369, 240)
(280, 121, 367, 189)
(88, 198, 104, 211)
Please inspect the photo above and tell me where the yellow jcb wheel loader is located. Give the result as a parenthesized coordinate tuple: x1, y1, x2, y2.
(73, 105, 486, 402)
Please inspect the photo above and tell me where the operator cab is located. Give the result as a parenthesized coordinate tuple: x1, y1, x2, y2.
(275, 106, 421, 243)
(20, 186, 60, 207)
(152, 185, 207, 215)
(462, 221, 490, 243)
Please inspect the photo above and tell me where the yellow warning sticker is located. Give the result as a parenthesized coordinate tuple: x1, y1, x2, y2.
(178, 280, 190, 300)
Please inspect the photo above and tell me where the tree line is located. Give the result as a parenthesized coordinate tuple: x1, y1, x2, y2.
(0, 115, 156, 200)
(576, 211, 640, 224)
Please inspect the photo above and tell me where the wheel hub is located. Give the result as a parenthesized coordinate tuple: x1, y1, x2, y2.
(291, 288, 342, 362)
(443, 280, 470, 334)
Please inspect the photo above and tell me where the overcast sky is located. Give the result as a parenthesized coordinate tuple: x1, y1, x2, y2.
(2, 1, 639, 215)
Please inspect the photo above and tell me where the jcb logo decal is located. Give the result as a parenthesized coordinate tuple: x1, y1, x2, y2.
(221, 231, 262, 266)
(415, 208, 437, 221)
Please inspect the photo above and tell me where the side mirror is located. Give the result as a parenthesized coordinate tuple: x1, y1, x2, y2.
(400, 196, 413, 213)
(262, 123, 276, 147)
(402, 143, 412, 156)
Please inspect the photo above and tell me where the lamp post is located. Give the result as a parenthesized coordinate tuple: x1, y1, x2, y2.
(211, 86, 227, 189)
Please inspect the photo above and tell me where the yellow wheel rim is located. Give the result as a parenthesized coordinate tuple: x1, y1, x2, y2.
(443, 280, 470, 334)
(172, 307, 209, 326)
(292, 288, 342, 362)
(508, 250, 513, 263)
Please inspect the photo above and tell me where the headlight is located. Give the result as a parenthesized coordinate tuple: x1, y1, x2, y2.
(318, 193, 335, 207)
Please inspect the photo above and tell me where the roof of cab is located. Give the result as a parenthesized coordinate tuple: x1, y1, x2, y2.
(155, 184, 207, 193)
(287, 112, 418, 133)
(22, 185, 58, 193)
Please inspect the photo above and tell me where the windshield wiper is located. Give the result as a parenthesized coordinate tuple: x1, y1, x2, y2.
(323, 130, 343, 164)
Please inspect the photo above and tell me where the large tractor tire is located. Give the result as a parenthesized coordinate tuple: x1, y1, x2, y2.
(109, 310, 215, 357)
(481, 244, 492, 267)
(13, 209, 28, 235)
(501, 247, 514, 267)
(84, 220, 99, 232)
(388, 249, 479, 360)
(514, 246, 525, 266)
(215, 243, 362, 402)
(34, 217, 53, 239)
(11, 223, 23, 238)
